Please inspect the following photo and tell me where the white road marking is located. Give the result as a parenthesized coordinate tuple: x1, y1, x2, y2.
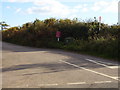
(108, 66, 119, 69)
(94, 81, 112, 84)
(85, 59, 118, 69)
(38, 84, 58, 86)
(112, 77, 119, 79)
(60, 60, 119, 81)
(67, 82, 86, 85)
(37, 81, 114, 87)
(95, 61, 118, 66)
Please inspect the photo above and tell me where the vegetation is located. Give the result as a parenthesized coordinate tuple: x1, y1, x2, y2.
(2, 18, 120, 60)
(0, 21, 9, 30)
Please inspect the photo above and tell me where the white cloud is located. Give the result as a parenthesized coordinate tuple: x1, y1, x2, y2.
(3, 0, 117, 3)
(74, 4, 89, 13)
(2, 0, 39, 2)
(82, 8, 88, 12)
(4, 0, 118, 18)
(26, 0, 78, 18)
(91, 0, 118, 13)
(91, 6, 100, 12)
(16, 8, 21, 13)
(74, 5, 82, 9)
(6, 6, 11, 9)
(102, 1, 118, 13)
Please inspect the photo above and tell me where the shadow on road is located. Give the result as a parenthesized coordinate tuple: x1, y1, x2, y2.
(1, 58, 107, 75)
(2, 42, 118, 75)
(2, 62, 77, 73)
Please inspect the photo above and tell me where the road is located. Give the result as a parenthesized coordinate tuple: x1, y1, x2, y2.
(1, 42, 119, 88)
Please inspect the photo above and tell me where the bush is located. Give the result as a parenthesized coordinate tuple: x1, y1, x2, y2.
(2, 18, 119, 61)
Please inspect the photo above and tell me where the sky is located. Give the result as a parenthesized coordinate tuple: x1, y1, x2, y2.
(1, 0, 119, 27)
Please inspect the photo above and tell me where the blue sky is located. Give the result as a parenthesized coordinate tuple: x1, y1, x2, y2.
(1, 0, 119, 27)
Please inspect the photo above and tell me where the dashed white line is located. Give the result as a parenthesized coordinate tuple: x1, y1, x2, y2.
(85, 59, 118, 69)
(94, 81, 112, 84)
(60, 60, 119, 81)
(37, 81, 114, 87)
(67, 82, 86, 85)
(38, 84, 58, 86)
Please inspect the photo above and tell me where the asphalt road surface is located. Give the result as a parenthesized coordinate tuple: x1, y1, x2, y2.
(1, 42, 120, 88)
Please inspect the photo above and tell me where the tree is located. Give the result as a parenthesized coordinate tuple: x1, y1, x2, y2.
(0, 21, 9, 30)
(44, 18, 57, 27)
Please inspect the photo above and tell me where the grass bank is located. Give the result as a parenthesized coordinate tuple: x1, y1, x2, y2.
(3, 39, 119, 61)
